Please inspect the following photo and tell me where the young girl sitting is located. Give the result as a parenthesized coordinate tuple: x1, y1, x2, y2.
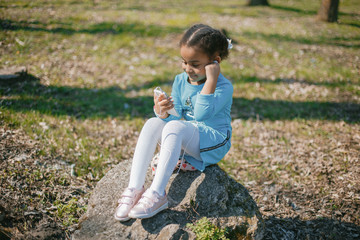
(114, 23, 233, 221)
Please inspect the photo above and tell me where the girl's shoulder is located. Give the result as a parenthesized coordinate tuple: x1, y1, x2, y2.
(172, 72, 188, 88)
(174, 72, 188, 82)
(217, 73, 234, 91)
(218, 73, 232, 84)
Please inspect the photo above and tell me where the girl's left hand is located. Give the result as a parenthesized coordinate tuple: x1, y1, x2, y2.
(205, 61, 220, 82)
(201, 60, 220, 95)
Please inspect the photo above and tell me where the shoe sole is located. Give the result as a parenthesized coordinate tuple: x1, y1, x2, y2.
(114, 213, 130, 222)
(129, 202, 168, 219)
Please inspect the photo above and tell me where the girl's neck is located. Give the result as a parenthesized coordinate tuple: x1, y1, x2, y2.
(187, 77, 206, 85)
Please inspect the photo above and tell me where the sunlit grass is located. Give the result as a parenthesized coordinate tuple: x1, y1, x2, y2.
(1, 0, 359, 179)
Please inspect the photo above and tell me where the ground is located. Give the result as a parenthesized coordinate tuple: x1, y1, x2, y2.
(1, 0, 359, 239)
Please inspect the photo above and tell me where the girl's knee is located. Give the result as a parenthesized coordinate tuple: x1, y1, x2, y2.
(162, 120, 185, 135)
(143, 117, 165, 131)
(146, 117, 162, 125)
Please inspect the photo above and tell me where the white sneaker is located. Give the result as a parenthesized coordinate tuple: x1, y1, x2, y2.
(114, 187, 145, 221)
(128, 189, 168, 219)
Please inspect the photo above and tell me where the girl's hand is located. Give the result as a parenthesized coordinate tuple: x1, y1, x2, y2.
(205, 60, 220, 83)
(154, 93, 173, 118)
(201, 60, 220, 94)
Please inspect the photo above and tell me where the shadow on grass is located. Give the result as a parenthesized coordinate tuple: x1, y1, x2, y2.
(232, 97, 359, 123)
(0, 19, 185, 36)
(339, 22, 360, 29)
(270, 4, 360, 17)
(269, 4, 317, 15)
(229, 76, 360, 123)
(0, 72, 157, 119)
(1, 71, 359, 123)
(237, 75, 359, 88)
(242, 31, 360, 49)
(261, 216, 360, 239)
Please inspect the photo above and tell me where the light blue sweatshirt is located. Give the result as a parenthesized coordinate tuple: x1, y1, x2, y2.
(155, 72, 233, 171)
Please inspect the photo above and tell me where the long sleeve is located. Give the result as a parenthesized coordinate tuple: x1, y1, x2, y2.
(194, 81, 233, 122)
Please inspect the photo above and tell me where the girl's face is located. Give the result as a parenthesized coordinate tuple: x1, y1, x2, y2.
(180, 45, 211, 83)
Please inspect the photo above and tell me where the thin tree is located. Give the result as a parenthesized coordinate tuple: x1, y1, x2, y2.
(246, 0, 269, 6)
(317, 0, 340, 22)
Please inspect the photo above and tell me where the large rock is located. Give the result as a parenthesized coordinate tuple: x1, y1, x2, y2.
(72, 159, 264, 240)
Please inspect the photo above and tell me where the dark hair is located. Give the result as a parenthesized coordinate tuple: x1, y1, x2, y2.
(179, 24, 229, 60)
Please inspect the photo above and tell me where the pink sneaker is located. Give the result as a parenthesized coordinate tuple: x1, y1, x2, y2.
(128, 189, 168, 219)
(114, 187, 145, 221)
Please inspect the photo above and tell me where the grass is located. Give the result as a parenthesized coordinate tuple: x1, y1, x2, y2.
(187, 217, 229, 240)
(1, 0, 360, 236)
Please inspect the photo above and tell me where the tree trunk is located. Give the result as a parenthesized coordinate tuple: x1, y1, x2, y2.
(317, 0, 339, 22)
(246, 0, 269, 6)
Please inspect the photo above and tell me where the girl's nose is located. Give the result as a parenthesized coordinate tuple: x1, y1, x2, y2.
(185, 64, 193, 73)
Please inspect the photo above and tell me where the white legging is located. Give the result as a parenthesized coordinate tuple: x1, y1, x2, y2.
(128, 117, 201, 195)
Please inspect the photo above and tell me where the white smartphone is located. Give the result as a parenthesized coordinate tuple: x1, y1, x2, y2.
(154, 87, 179, 117)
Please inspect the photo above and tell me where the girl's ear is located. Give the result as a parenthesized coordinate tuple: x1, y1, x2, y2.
(214, 55, 221, 63)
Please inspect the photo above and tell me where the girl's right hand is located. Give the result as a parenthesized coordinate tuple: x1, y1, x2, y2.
(154, 93, 174, 118)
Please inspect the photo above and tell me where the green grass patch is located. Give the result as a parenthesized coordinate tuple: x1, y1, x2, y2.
(1, 1, 360, 233)
(187, 217, 229, 240)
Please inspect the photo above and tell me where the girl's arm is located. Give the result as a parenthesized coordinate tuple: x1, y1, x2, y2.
(200, 60, 220, 95)
(194, 83, 233, 122)
(194, 59, 233, 121)
(194, 60, 233, 122)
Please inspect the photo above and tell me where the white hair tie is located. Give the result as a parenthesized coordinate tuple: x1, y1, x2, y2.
(227, 39, 233, 50)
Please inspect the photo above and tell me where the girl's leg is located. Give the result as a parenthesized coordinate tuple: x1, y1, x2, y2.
(150, 120, 201, 195)
(128, 117, 166, 189)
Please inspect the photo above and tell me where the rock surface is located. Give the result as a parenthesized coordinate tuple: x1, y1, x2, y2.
(72, 159, 264, 240)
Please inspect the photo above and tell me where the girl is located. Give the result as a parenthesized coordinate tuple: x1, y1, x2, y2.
(114, 24, 233, 221)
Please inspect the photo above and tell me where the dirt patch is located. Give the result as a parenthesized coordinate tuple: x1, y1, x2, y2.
(0, 127, 93, 239)
(227, 119, 360, 239)
(1, 123, 360, 239)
